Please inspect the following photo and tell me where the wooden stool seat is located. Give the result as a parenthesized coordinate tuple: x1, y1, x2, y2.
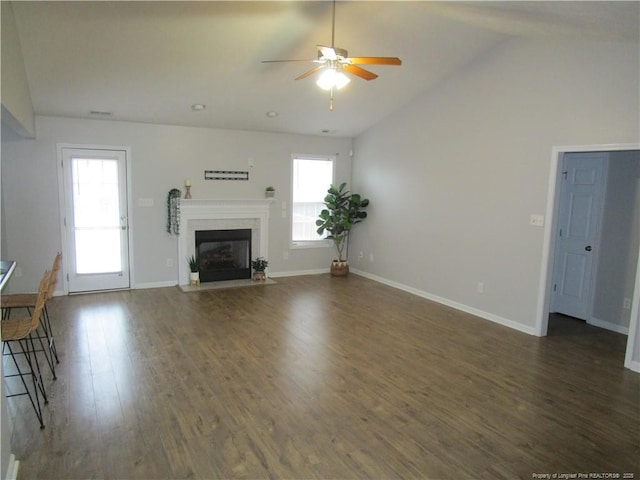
(1, 293, 38, 309)
(1, 316, 33, 339)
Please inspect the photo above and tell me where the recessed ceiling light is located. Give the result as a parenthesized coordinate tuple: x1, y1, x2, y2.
(265, 111, 278, 118)
(89, 110, 113, 117)
(191, 104, 206, 111)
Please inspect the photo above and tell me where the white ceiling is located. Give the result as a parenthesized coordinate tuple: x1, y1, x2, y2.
(10, 1, 639, 138)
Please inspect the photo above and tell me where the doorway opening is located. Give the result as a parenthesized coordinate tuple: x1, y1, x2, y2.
(551, 152, 608, 322)
(536, 144, 640, 371)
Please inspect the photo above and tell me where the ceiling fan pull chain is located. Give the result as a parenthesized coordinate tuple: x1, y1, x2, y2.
(329, 87, 334, 111)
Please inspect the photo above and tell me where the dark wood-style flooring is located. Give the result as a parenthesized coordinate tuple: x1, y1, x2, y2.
(3, 274, 639, 479)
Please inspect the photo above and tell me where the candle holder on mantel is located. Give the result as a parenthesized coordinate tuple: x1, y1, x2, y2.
(184, 179, 192, 199)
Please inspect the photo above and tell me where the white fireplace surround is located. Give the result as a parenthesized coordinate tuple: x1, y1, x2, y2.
(178, 199, 271, 285)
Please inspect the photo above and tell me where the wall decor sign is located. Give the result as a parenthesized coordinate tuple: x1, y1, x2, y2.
(204, 170, 249, 181)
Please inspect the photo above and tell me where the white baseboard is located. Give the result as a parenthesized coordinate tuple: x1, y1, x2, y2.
(351, 268, 537, 336)
(589, 317, 629, 335)
(5, 454, 19, 480)
(626, 359, 640, 373)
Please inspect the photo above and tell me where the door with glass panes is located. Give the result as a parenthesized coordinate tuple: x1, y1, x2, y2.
(62, 148, 130, 292)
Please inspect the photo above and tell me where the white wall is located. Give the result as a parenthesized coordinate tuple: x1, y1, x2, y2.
(1, 1, 35, 138)
(1, 115, 352, 292)
(593, 151, 640, 331)
(351, 37, 640, 334)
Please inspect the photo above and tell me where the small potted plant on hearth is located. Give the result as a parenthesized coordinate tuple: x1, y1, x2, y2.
(187, 254, 200, 286)
(265, 186, 275, 198)
(251, 257, 268, 281)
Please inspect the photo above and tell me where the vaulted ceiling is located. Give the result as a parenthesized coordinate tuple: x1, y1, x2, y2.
(9, 1, 639, 137)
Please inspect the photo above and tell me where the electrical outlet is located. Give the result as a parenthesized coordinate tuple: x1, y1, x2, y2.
(477, 282, 484, 293)
(14, 267, 23, 277)
(369, 253, 374, 262)
(623, 297, 631, 310)
(138, 198, 154, 207)
(358, 251, 364, 260)
(166, 258, 173, 267)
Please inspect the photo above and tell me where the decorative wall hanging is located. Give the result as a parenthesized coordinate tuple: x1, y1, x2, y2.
(204, 170, 249, 181)
(167, 188, 181, 235)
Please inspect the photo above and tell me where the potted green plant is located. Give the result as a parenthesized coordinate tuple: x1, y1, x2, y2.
(265, 186, 275, 198)
(315, 182, 369, 276)
(186, 254, 200, 285)
(251, 256, 269, 281)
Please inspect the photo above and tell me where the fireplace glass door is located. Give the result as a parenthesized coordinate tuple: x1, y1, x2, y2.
(196, 229, 251, 282)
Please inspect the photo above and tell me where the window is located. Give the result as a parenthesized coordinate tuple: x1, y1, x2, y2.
(292, 156, 334, 245)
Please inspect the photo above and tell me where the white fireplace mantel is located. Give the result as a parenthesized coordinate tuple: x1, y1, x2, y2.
(178, 199, 272, 285)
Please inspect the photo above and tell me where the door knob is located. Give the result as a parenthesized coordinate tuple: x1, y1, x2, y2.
(585, 245, 592, 252)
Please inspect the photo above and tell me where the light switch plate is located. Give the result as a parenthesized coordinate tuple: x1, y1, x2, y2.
(529, 214, 544, 227)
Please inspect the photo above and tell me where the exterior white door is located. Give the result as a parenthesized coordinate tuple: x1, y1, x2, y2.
(62, 147, 130, 292)
(552, 152, 606, 320)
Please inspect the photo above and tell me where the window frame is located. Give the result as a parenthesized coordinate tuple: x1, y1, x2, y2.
(290, 154, 335, 249)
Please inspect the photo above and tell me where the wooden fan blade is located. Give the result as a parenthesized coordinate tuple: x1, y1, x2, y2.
(347, 57, 402, 66)
(343, 64, 378, 81)
(295, 65, 326, 80)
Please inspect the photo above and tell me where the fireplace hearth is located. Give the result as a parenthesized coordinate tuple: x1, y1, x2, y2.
(196, 229, 251, 282)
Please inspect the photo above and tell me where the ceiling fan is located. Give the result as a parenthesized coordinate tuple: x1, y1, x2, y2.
(262, 0, 402, 110)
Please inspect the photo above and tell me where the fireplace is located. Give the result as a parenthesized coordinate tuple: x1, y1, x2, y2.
(196, 229, 251, 282)
(178, 199, 271, 287)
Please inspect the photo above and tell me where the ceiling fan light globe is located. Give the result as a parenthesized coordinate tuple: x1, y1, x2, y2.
(334, 71, 350, 90)
(316, 68, 351, 91)
(316, 69, 337, 90)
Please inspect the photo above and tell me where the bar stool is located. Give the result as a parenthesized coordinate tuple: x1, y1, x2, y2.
(2, 270, 51, 429)
(2, 253, 61, 378)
